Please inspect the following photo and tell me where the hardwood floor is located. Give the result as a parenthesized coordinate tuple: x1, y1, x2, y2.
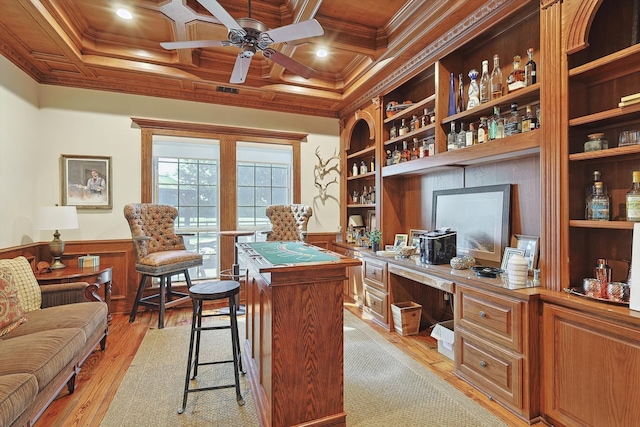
(36, 301, 546, 427)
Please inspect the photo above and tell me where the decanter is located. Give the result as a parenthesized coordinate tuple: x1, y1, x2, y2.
(467, 69, 480, 109)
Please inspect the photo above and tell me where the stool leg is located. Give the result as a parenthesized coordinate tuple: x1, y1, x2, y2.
(166, 276, 173, 302)
(178, 298, 199, 414)
(129, 275, 148, 323)
(158, 276, 166, 329)
(229, 295, 245, 405)
(192, 300, 204, 379)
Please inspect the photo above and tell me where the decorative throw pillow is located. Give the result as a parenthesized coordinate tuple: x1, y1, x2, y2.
(0, 276, 28, 337)
(0, 256, 42, 312)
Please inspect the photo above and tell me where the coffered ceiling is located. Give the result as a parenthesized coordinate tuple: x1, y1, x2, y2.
(0, 0, 490, 118)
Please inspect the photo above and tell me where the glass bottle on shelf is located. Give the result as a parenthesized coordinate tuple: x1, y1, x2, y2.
(386, 149, 393, 166)
(448, 72, 456, 116)
(447, 121, 457, 151)
(352, 162, 358, 177)
(586, 181, 610, 221)
(489, 106, 504, 140)
(392, 145, 401, 164)
(400, 140, 410, 162)
(490, 54, 503, 99)
(456, 73, 465, 113)
(507, 55, 525, 93)
(535, 106, 541, 129)
(411, 138, 420, 160)
(466, 123, 477, 146)
(419, 139, 427, 158)
(524, 47, 537, 86)
(420, 108, 430, 127)
(411, 114, 420, 131)
(477, 117, 488, 143)
(370, 186, 375, 203)
(504, 103, 522, 136)
(360, 160, 367, 175)
(456, 122, 466, 149)
(370, 156, 375, 172)
(479, 59, 490, 104)
(626, 171, 640, 221)
(467, 69, 480, 109)
(389, 122, 397, 139)
(594, 259, 612, 299)
(399, 118, 409, 136)
(586, 170, 604, 199)
(361, 186, 369, 204)
(521, 105, 534, 132)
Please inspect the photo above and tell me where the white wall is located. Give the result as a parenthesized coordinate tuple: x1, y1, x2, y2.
(0, 56, 341, 248)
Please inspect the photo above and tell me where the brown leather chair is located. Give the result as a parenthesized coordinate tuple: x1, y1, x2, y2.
(265, 204, 313, 242)
(124, 203, 203, 329)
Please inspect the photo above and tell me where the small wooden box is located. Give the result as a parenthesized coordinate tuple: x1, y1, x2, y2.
(78, 255, 100, 269)
(391, 302, 422, 336)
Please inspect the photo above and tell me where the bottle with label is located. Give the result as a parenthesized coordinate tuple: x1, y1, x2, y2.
(466, 123, 477, 146)
(400, 140, 410, 162)
(411, 138, 420, 160)
(386, 149, 393, 166)
(524, 47, 537, 86)
(489, 106, 504, 140)
(477, 117, 488, 143)
(370, 186, 375, 203)
(586, 170, 604, 198)
(626, 171, 640, 221)
(399, 118, 409, 136)
(370, 156, 375, 172)
(490, 54, 503, 99)
(586, 181, 610, 221)
(419, 140, 426, 158)
(360, 160, 367, 175)
(521, 105, 534, 132)
(457, 122, 467, 149)
(448, 72, 456, 116)
(507, 55, 525, 93)
(411, 115, 420, 131)
(420, 108, 430, 127)
(352, 162, 358, 177)
(594, 258, 612, 299)
(479, 60, 490, 104)
(504, 103, 522, 136)
(392, 145, 401, 164)
(389, 122, 397, 139)
(447, 121, 457, 151)
(467, 69, 480, 109)
(456, 73, 465, 113)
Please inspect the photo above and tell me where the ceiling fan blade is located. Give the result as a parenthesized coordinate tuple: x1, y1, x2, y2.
(262, 19, 324, 44)
(198, 0, 246, 34)
(160, 40, 227, 50)
(267, 51, 316, 79)
(230, 53, 252, 84)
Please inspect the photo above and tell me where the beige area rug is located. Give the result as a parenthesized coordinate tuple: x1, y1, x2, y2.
(101, 311, 508, 427)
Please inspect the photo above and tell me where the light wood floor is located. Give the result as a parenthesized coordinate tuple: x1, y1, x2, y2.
(36, 301, 546, 427)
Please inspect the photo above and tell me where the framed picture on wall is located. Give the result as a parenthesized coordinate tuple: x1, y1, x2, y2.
(61, 155, 112, 209)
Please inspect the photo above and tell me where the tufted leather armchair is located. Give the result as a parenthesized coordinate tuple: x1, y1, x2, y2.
(124, 203, 203, 329)
(265, 204, 313, 242)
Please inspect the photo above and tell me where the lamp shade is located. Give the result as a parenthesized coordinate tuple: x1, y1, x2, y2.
(38, 206, 79, 231)
(348, 215, 364, 227)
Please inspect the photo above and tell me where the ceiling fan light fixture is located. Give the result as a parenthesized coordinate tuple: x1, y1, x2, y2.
(116, 8, 133, 20)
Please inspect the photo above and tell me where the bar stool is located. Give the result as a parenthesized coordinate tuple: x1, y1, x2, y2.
(178, 280, 245, 414)
(218, 230, 254, 315)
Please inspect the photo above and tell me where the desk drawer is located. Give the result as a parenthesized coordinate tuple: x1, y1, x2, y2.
(456, 330, 522, 410)
(363, 258, 387, 291)
(456, 285, 522, 352)
(363, 285, 387, 325)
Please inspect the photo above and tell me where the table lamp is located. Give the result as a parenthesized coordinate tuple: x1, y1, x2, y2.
(38, 205, 79, 269)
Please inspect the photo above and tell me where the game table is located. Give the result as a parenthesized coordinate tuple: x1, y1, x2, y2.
(238, 241, 361, 427)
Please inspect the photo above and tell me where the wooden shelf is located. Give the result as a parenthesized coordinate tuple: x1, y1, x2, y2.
(569, 103, 640, 128)
(347, 146, 376, 160)
(569, 220, 634, 230)
(346, 171, 375, 181)
(383, 95, 436, 124)
(383, 123, 436, 147)
(569, 43, 640, 85)
(347, 203, 375, 208)
(569, 145, 640, 161)
(382, 131, 540, 177)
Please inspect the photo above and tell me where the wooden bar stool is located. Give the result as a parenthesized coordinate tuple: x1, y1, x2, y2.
(178, 280, 245, 414)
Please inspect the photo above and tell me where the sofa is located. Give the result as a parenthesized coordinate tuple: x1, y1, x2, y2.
(0, 256, 108, 427)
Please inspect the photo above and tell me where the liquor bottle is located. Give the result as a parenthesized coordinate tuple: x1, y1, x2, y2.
(456, 73, 465, 113)
(370, 186, 376, 203)
(477, 117, 488, 143)
(399, 118, 409, 136)
(504, 103, 522, 136)
(586, 170, 605, 199)
(400, 140, 410, 162)
(420, 108, 430, 127)
(411, 114, 420, 131)
(466, 123, 477, 146)
(386, 149, 393, 166)
(411, 139, 420, 160)
(467, 69, 480, 109)
(352, 162, 358, 177)
(490, 54, 503, 99)
(626, 171, 640, 221)
(479, 60, 490, 104)
(392, 145, 401, 164)
(456, 122, 467, 149)
(360, 160, 368, 175)
(507, 55, 525, 93)
(448, 72, 456, 116)
(447, 121, 457, 151)
(594, 259, 612, 299)
(489, 106, 504, 140)
(521, 105, 534, 132)
(524, 47, 537, 86)
(419, 139, 427, 158)
(586, 181, 610, 221)
(370, 156, 375, 172)
(361, 186, 369, 204)
(389, 122, 397, 139)
(535, 106, 541, 129)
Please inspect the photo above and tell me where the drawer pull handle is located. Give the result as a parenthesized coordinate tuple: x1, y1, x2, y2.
(480, 361, 487, 368)
(479, 310, 486, 318)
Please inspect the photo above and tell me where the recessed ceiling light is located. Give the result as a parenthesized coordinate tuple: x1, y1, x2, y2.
(116, 8, 133, 20)
(316, 49, 328, 58)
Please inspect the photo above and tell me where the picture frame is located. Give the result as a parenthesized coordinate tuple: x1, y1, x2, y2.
(501, 247, 526, 271)
(393, 234, 408, 248)
(368, 210, 377, 231)
(61, 155, 112, 209)
(511, 234, 540, 272)
(409, 229, 429, 248)
(432, 184, 511, 263)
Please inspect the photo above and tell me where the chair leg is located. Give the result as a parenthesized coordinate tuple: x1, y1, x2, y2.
(129, 274, 149, 323)
(158, 276, 166, 329)
(184, 269, 194, 288)
(166, 275, 173, 303)
(192, 300, 204, 379)
(178, 298, 199, 414)
(229, 295, 245, 405)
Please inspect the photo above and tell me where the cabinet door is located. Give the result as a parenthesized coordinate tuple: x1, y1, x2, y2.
(542, 303, 640, 427)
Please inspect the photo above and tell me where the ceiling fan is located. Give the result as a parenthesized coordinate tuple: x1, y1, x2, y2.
(161, 0, 324, 84)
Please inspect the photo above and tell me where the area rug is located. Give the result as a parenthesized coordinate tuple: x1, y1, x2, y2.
(101, 311, 508, 426)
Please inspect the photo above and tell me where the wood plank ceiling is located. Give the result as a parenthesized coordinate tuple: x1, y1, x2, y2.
(0, 0, 493, 118)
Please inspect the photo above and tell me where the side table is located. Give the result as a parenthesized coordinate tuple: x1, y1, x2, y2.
(35, 265, 113, 322)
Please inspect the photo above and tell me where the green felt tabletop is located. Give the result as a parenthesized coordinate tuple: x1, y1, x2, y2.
(246, 241, 338, 264)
